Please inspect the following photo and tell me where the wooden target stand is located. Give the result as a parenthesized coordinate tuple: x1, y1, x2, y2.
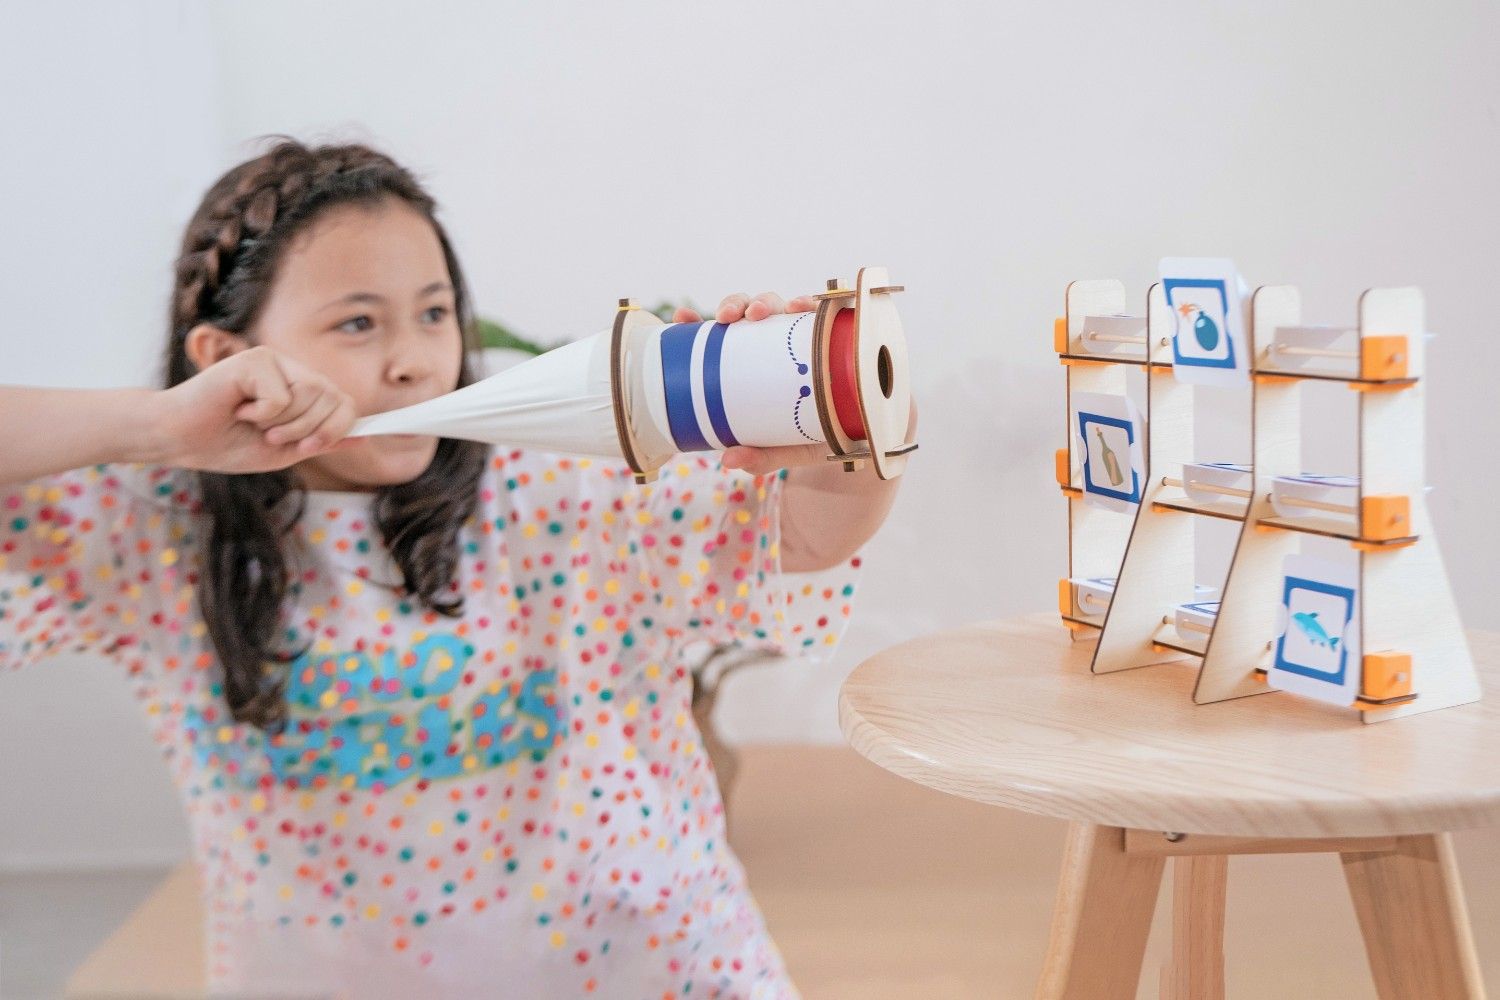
(609, 265, 917, 484)
(1056, 278, 1479, 725)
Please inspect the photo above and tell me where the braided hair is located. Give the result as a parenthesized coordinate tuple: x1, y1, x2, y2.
(164, 138, 488, 732)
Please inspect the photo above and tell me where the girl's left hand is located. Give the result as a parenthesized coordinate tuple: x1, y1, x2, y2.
(672, 291, 824, 475)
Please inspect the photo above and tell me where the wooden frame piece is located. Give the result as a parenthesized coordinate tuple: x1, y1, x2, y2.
(812, 278, 866, 473)
(610, 299, 668, 483)
(1057, 280, 1139, 635)
(1092, 283, 1206, 674)
(851, 265, 915, 480)
(1193, 285, 1298, 704)
(1353, 288, 1478, 721)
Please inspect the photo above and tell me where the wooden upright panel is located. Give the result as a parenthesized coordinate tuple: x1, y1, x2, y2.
(1195, 285, 1300, 704)
(1357, 288, 1479, 722)
(1094, 284, 1196, 674)
(1064, 281, 1134, 587)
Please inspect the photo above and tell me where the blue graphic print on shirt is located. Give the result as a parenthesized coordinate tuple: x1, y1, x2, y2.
(184, 631, 564, 790)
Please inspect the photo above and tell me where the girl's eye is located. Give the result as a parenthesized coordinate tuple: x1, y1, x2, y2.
(337, 315, 374, 334)
(422, 305, 450, 324)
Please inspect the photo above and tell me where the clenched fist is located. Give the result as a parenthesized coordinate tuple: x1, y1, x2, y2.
(152, 345, 358, 474)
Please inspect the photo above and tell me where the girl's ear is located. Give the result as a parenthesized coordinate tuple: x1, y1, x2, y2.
(184, 324, 250, 373)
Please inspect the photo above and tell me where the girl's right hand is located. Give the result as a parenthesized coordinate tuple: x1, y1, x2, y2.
(151, 345, 358, 473)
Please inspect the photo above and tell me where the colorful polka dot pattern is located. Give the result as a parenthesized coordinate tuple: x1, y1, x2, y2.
(0, 452, 860, 998)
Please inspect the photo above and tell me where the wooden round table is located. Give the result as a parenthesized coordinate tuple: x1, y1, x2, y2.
(838, 614, 1500, 999)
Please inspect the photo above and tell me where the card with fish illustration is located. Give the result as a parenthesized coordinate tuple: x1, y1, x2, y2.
(1160, 257, 1249, 387)
(1268, 553, 1362, 706)
(1070, 391, 1146, 513)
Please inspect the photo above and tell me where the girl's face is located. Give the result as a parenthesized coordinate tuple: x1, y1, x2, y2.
(248, 197, 466, 492)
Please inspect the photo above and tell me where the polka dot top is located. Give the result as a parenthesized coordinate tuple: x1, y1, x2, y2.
(0, 451, 860, 998)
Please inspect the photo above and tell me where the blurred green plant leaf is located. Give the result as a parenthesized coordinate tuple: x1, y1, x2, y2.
(474, 317, 552, 356)
(651, 299, 699, 323)
(475, 299, 699, 357)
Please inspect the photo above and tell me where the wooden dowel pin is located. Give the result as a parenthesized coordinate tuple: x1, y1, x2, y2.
(1272, 493, 1356, 516)
(1269, 344, 1357, 360)
(1161, 476, 1252, 500)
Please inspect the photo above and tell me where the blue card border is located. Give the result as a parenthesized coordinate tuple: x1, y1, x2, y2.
(1077, 411, 1141, 504)
(1164, 277, 1239, 371)
(1274, 574, 1355, 684)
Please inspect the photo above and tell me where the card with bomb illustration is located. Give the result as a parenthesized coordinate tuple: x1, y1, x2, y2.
(1160, 257, 1249, 387)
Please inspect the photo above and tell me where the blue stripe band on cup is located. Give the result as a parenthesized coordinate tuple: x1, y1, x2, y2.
(701, 322, 739, 448)
(659, 323, 712, 452)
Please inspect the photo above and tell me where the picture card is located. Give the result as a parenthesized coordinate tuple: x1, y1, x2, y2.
(1269, 552, 1362, 706)
(1160, 257, 1249, 387)
(1071, 390, 1146, 514)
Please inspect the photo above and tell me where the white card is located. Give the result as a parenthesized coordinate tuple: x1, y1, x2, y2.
(1070, 391, 1147, 514)
(1268, 553, 1362, 706)
(1160, 257, 1250, 387)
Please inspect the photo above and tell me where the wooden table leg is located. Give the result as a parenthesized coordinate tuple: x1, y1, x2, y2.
(1036, 823, 1166, 1000)
(1341, 833, 1487, 1000)
(1159, 854, 1227, 1000)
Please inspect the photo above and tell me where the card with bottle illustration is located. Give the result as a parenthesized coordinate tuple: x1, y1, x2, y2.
(1071, 391, 1146, 513)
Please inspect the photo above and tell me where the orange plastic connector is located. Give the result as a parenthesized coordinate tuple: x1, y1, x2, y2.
(1058, 578, 1073, 617)
(1362, 651, 1413, 702)
(1360, 494, 1411, 541)
(1352, 538, 1418, 552)
(1054, 448, 1071, 488)
(1360, 335, 1409, 381)
(1053, 316, 1069, 354)
(1254, 373, 1298, 385)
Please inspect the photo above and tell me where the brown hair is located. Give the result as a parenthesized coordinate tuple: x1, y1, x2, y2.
(165, 138, 488, 732)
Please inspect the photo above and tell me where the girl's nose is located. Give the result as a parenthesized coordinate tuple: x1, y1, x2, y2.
(386, 326, 436, 384)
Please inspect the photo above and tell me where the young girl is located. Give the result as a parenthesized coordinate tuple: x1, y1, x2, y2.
(0, 140, 906, 998)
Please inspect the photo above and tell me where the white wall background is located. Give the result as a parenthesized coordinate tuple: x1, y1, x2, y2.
(2, 0, 1496, 868)
(0, 2, 222, 868)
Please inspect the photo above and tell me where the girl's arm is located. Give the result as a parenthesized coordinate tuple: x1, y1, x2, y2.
(0, 345, 357, 486)
(745, 401, 913, 572)
(0, 387, 169, 485)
